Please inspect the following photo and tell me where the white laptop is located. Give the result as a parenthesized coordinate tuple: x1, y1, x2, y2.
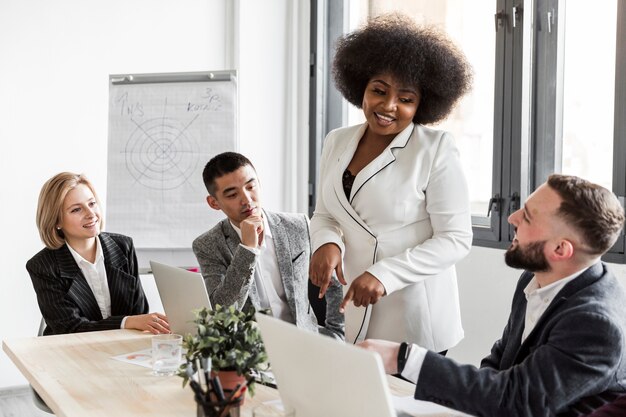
(256, 313, 400, 417)
(150, 261, 212, 336)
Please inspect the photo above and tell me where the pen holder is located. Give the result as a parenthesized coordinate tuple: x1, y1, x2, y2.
(195, 388, 244, 417)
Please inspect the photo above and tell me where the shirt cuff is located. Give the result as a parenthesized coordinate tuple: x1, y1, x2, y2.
(239, 243, 260, 255)
(400, 344, 427, 384)
(121, 316, 128, 329)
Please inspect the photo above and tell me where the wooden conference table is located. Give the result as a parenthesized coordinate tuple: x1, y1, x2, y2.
(3, 329, 464, 417)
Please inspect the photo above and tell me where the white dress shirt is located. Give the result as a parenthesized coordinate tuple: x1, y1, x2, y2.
(400, 267, 589, 384)
(67, 238, 127, 328)
(520, 268, 585, 342)
(230, 214, 294, 323)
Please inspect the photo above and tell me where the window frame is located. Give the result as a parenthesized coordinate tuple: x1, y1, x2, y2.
(308, 0, 348, 217)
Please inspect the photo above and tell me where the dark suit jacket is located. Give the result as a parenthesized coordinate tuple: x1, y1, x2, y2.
(192, 211, 344, 339)
(414, 262, 626, 417)
(26, 232, 149, 335)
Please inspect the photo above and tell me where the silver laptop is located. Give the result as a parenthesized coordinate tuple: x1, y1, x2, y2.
(150, 261, 212, 336)
(255, 314, 398, 417)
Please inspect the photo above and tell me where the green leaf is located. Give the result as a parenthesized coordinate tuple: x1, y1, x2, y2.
(178, 304, 267, 396)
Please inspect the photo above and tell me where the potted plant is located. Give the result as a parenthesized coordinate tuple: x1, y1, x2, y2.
(179, 305, 268, 397)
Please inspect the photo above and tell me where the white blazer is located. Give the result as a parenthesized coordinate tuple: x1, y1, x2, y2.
(310, 123, 472, 351)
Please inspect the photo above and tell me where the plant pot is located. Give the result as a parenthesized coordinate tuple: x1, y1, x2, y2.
(196, 399, 241, 417)
(212, 370, 246, 405)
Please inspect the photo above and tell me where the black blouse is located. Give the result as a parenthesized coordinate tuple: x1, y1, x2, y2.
(342, 169, 355, 201)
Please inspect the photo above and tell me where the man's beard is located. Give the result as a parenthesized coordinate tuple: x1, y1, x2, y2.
(505, 240, 550, 272)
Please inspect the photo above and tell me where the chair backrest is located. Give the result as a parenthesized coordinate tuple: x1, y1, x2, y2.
(37, 318, 46, 337)
(32, 317, 54, 414)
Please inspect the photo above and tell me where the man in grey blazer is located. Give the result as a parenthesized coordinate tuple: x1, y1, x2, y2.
(360, 174, 626, 417)
(192, 152, 344, 339)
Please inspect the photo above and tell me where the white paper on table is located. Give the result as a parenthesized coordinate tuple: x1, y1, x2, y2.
(392, 395, 474, 416)
(111, 348, 154, 369)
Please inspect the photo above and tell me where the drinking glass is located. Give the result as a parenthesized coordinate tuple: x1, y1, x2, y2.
(152, 334, 182, 376)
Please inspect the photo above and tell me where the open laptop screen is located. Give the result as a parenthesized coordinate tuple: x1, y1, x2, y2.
(150, 260, 212, 336)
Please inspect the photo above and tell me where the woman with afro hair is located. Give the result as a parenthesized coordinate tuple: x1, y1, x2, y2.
(310, 13, 473, 351)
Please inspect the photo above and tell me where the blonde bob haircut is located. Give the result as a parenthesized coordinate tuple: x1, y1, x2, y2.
(36, 172, 104, 249)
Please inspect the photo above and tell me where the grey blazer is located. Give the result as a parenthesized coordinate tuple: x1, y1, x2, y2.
(26, 232, 149, 335)
(192, 211, 344, 339)
(413, 262, 626, 417)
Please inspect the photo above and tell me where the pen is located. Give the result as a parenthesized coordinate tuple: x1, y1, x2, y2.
(201, 356, 211, 389)
(185, 365, 206, 404)
(224, 383, 242, 403)
(195, 357, 206, 388)
(212, 375, 225, 402)
(225, 376, 254, 403)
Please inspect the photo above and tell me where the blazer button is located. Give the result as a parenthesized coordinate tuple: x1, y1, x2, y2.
(369, 237, 376, 246)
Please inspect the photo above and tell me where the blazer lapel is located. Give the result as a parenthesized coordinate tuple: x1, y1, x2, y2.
(514, 263, 604, 363)
(266, 212, 298, 321)
(100, 233, 131, 315)
(221, 219, 242, 255)
(331, 124, 374, 234)
(331, 123, 414, 236)
(507, 293, 530, 366)
(55, 243, 102, 320)
(349, 123, 414, 203)
(221, 219, 262, 309)
(492, 271, 533, 367)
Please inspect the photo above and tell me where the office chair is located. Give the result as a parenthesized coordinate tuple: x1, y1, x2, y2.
(31, 317, 54, 414)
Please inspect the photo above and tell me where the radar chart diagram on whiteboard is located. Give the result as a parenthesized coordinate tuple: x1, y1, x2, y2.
(106, 71, 236, 249)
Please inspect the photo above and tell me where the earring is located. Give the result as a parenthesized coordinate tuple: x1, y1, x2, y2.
(56, 226, 61, 230)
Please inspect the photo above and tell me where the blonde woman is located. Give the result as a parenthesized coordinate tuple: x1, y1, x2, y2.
(26, 172, 169, 335)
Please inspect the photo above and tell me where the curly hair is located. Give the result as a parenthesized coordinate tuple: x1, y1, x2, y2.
(332, 13, 473, 125)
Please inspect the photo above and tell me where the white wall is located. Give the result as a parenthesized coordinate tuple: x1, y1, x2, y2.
(0, 0, 303, 388)
(0, 0, 225, 388)
(238, 0, 289, 209)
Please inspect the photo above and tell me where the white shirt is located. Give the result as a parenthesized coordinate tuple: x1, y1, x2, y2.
(67, 238, 110, 319)
(230, 214, 294, 323)
(67, 239, 128, 329)
(401, 267, 589, 384)
(521, 268, 585, 342)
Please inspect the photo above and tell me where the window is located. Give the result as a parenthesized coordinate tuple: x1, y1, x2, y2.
(561, 1, 617, 190)
(533, 0, 626, 261)
(310, 0, 626, 262)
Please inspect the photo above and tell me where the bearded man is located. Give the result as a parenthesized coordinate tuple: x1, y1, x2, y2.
(360, 174, 626, 417)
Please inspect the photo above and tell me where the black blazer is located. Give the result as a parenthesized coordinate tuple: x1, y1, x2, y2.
(414, 262, 626, 417)
(26, 232, 149, 335)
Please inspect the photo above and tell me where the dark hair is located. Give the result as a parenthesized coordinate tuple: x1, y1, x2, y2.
(202, 152, 256, 195)
(547, 174, 625, 255)
(332, 13, 473, 125)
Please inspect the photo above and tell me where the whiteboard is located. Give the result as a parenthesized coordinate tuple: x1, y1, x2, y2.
(106, 71, 236, 256)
